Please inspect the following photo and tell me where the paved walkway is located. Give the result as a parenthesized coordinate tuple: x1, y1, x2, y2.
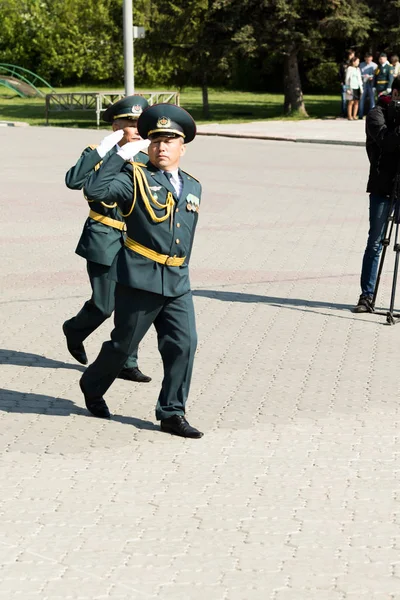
(197, 118, 366, 146)
(1, 126, 399, 599)
(1, 117, 366, 145)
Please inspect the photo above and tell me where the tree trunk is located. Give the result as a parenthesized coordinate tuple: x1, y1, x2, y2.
(283, 46, 308, 117)
(201, 70, 210, 119)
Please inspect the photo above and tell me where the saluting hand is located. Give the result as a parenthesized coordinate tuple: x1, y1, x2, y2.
(117, 139, 150, 161)
(96, 129, 125, 158)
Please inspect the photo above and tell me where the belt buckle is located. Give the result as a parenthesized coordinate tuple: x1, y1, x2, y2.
(165, 256, 175, 266)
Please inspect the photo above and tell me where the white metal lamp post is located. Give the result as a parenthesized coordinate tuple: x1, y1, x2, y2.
(123, 0, 145, 96)
(132, 26, 146, 93)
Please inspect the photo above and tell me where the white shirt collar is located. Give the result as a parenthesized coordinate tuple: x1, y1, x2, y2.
(164, 169, 179, 180)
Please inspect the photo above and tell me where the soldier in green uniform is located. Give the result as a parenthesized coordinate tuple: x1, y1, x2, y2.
(63, 95, 151, 383)
(374, 53, 394, 97)
(79, 103, 203, 439)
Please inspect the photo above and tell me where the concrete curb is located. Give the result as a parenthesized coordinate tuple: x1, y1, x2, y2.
(197, 131, 296, 142)
(196, 130, 365, 147)
(296, 138, 365, 147)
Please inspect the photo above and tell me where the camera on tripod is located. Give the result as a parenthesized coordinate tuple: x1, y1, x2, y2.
(388, 100, 400, 127)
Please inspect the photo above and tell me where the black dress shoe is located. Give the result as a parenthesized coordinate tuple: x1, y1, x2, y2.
(117, 367, 152, 383)
(160, 415, 203, 438)
(79, 379, 111, 419)
(62, 323, 88, 365)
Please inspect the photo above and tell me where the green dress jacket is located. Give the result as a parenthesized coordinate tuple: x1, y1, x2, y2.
(374, 63, 394, 94)
(83, 153, 202, 297)
(65, 146, 147, 267)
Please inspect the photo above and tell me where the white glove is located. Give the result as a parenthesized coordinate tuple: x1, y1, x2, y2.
(96, 130, 124, 158)
(117, 139, 150, 161)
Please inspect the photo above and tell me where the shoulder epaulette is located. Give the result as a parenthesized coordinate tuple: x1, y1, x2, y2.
(181, 169, 200, 183)
(88, 144, 98, 150)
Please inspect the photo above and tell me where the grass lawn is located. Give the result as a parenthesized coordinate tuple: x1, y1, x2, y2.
(0, 85, 340, 128)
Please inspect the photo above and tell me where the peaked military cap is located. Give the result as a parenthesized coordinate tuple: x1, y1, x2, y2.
(103, 95, 149, 123)
(137, 103, 196, 143)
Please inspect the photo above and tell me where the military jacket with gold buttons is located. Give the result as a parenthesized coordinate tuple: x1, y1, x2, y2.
(65, 146, 148, 267)
(374, 63, 394, 94)
(83, 153, 202, 297)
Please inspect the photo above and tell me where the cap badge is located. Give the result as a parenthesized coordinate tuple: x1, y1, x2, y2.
(132, 105, 142, 113)
(157, 116, 171, 128)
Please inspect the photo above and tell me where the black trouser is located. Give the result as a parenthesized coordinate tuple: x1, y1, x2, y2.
(63, 261, 138, 369)
(80, 284, 197, 420)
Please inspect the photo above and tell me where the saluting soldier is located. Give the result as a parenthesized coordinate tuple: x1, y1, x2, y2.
(374, 53, 394, 97)
(63, 95, 151, 383)
(79, 103, 203, 439)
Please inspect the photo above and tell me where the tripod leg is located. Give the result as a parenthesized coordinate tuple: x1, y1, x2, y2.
(387, 223, 400, 325)
(372, 205, 394, 308)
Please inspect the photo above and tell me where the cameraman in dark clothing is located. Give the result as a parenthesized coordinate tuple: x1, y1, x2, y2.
(353, 78, 400, 313)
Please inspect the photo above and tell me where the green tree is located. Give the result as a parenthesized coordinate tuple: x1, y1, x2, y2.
(221, 0, 373, 115)
(0, 0, 382, 118)
(0, 0, 148, 84)
(365, 0, 400, 54)
(144, 0, 243, 117)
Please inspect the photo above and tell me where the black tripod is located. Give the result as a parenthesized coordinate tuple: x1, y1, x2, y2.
(372, 192, 400, 325)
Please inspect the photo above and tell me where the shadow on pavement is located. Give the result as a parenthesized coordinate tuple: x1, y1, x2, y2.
(0, 348, 85, 372)
(192, 289, 383, 324)
(111, 413, 159, 431)
(0, 387, 85, 416)
(193, 289, 352, 310)
(0, 388, 159, 431)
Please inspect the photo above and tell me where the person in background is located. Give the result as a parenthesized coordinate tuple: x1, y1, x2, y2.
(79, 104, 204, 439)
(353, 77, 400, 313)
(345, 56, 363, 120)
(63, 95, 152, 383)
(374, 53, 394, 97)
(339, 49, 355, 118)
(359, 52, 377, 120)
(391, 55, 400, 79)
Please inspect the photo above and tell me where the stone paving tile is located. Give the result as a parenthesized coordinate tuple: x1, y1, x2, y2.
(2, 127, 400, 598)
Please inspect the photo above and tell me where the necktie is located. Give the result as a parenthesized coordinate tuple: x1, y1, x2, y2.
(164, 171, 180, 198)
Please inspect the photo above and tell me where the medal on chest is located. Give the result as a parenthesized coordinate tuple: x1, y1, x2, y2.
(186, 193, 200, 213)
